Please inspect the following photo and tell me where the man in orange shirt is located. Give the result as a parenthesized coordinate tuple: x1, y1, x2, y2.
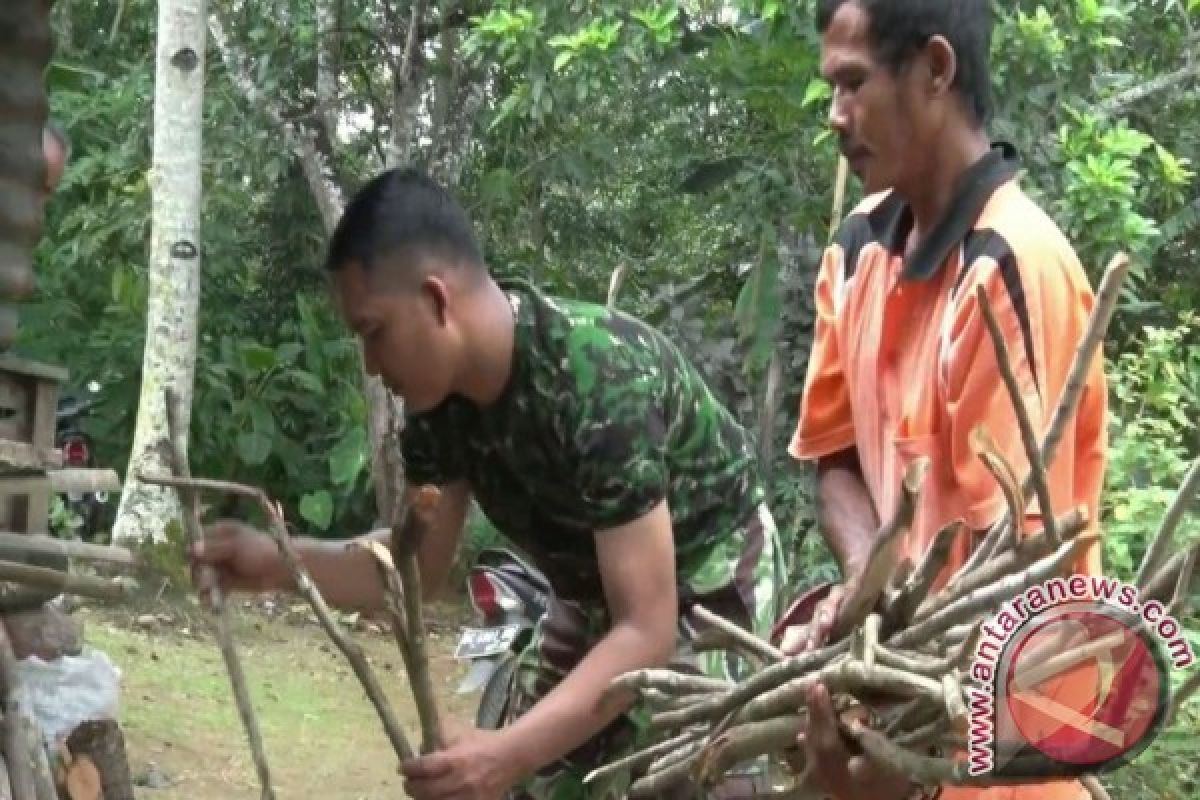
(782, 1, 1108, 799)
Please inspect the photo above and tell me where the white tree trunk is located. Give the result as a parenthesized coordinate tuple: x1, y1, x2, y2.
(112, 0, 207, 543)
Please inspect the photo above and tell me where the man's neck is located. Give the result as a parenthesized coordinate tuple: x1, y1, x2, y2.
(455, 278, 516, 408)
(903, 128, 992, 257)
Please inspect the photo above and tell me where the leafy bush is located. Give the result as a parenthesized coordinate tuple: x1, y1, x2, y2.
(1101, 314, 1200, 578)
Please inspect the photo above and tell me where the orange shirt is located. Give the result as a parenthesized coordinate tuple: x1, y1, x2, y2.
(789, 145, 1107, 800)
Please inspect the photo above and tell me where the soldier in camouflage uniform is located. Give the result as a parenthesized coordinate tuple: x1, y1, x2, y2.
(193, 168, 786, 800)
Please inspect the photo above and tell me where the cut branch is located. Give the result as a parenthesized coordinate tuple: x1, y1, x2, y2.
(162, 387, 275, 800)
(833, 457, 928, 640)
(886, 535, 1097, 651)
(689, 604, 784, 663)
(886, 520, 962, 628)
(1135, 456, 1200, 586)
(389, 485, 444, 753)
(976, 285, 1057, 545)
(139, 472, 418, 763)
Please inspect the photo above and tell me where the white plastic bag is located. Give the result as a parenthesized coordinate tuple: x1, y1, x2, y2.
(15, 647, 122, 746)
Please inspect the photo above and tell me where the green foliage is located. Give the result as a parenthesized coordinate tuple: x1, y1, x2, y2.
(1102, 316, 1200, 578)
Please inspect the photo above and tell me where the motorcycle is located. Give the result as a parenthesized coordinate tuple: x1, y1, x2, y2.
(454, 546, 551, 729)
(53, 381, 108, 540)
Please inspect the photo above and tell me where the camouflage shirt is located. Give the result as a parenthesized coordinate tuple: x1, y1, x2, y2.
(401, 279, 765, 599)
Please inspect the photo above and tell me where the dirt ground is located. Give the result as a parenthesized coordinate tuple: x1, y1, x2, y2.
(74, 598, 480, 800)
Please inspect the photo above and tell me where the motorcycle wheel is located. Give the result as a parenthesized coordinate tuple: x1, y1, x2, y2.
(475, 651, 519, 730)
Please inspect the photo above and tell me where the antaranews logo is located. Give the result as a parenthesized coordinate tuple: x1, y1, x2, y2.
(967, 574, 1194, 779)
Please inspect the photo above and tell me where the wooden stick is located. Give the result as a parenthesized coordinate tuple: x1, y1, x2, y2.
(1141, 543, 1200, 604)
(140, 472, 418, 763)
(976, 287, 1058, 545)
(0, 622, 35, 800)
(833, 458, 928, 640)
(968, 424, 1028, 552)
(163, 388, 276, 800)
(1135, 456, 1200, 587)
(582, 729, 706, 786)
(1039, 253, 1130, 474)
(1081, 775, 1112, 800)
(700, 714, 805, 784)
(915, 508, 1090, 624)
(0, 560, 129, 602)
(608, 670, 731, 700)
(0, 532, 135, 566)
(886, 520, 963, 628)
(389, 486, 444, 753)
(1169, 670, 1200, 727)
(0, 621, 58, 799)
(966, 253, 1130, 574)
(737, 660, 944, 726)
(645, 640, 849, 732)
(887, 535, 1097, 651)
(690, 605, 784, 663)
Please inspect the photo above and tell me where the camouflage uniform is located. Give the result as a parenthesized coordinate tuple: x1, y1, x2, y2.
(403, 279, 787, 798)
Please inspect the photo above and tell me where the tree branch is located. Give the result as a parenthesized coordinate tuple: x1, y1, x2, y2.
(139, 473, 418, 763)
(1135, 456, 1200, 586)
(163, 387, 275, 800)
(975, 287, 1058, 544)
(1097, 62, 1200, 118)
(208, 9, 345, 234)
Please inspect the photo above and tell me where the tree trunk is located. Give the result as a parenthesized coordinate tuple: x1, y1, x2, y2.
(112, 0, 207, 543)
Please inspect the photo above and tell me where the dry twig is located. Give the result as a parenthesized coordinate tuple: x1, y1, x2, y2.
(1135, 455, 1200, 586)
(162, 387, 275, 800)
(690, 604, 784, 663)
(976, 287, 1058, 545)
(140, 473, 418, 764)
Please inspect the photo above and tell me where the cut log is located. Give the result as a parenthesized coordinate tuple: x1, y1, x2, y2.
(65, 720, 135, 800)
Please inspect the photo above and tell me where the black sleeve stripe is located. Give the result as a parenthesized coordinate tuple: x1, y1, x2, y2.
(962, 229, 1041, 398)
(833, 211, 873, 284)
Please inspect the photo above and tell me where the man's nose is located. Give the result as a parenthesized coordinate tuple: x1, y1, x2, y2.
(828, 90, 851, 136)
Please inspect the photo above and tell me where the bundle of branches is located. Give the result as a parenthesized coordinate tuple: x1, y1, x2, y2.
(143, 392, 444, 799)
(593, 253, 1200, 799)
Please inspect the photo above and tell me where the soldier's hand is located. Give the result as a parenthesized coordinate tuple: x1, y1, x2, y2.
(189, 520, 289, 603)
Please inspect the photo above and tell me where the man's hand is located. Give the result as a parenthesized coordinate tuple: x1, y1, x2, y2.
(401, 726, 526, 800)
(798, 683, 915, 800)
(190, 521, 290, 603)
(780, 583, 848, 655)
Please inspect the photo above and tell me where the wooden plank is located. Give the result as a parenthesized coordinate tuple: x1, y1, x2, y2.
(0, 355, 68, 385)
(0, 532, 135, 566)
(0, 469, 119, 494)
(25, 377, 59, 532)
(0, 441, 60, 473)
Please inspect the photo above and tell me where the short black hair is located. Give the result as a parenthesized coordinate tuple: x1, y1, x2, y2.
(324, 167, 485, 282)
(816, 0, 994, 126)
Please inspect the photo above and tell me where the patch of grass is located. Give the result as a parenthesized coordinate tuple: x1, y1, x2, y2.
(78, 602, 476, 799)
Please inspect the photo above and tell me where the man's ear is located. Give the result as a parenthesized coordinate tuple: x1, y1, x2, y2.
(421, 274, 451, 326)
(923, 35, 958, 98)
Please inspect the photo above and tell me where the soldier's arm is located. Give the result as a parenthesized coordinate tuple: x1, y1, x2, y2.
(297, 481, 470, 610)
(501, 499, 678, 779)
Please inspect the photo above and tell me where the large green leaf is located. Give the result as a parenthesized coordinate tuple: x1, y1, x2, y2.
(236, 431, 272, 466)
(329, 428, 368, 486)
(299, 490, 334, 531)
